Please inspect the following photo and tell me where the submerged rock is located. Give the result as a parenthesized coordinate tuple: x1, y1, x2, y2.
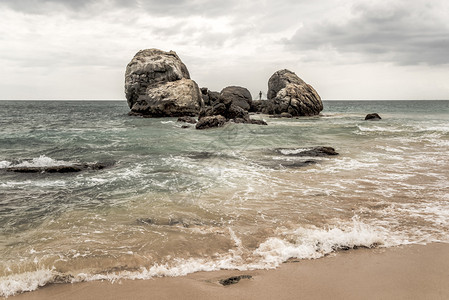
(6, 162, 113, 173)
(276, 146, 339, 157)
(125, 49, 203, 117)
(365, 113, 382, 120)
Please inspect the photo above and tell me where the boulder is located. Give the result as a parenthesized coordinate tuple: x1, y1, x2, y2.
(128, 79, 203, 117)
(196, 115, 227, 130)
(125, 49, 203, 117)
(365, 113, 382, 120)
(262, 69, 323, 116)
(220, 86, 252, 110)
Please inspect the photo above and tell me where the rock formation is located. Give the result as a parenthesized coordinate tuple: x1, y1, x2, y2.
(195, 85, 267, 129)
(125, 49, 203, 117)
(254, 69, 323, 116)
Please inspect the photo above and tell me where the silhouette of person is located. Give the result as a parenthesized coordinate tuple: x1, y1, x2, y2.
(259, 91, 262, 100)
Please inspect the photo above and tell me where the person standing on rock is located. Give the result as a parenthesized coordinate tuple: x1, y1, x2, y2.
(259, 91, 262, 100)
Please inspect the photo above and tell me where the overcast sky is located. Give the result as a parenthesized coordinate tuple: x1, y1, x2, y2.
(1, 0, 448, 100)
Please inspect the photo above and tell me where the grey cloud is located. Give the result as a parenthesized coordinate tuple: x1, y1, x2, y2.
(285, 2, 449, 65)
(0, 0, 239, 16)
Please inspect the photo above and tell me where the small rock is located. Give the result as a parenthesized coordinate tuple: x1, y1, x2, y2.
(219, 275, 252, 286)
(250, 119, 268, 125)
(365, 113, 382, 120)
(196, 115, 227, 130)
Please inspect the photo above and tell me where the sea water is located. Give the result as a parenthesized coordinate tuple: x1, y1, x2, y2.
(0, 100, 448, 296)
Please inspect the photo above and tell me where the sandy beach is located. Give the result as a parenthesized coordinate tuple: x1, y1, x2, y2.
(7, 242, 449, 300)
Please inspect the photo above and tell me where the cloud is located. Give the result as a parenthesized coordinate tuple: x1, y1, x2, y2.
(285, 0, 449, 65)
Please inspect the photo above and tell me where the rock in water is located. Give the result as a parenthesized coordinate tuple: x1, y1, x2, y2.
(365, 113, 382, 120)
(264, 69, 323, 116)
(219, 86, 252, 111)
(125, 49, 203, 117)
(195, 115, 227, 130)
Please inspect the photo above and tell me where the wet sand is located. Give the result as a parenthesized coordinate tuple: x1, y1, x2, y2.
(10, 243, 449, 300)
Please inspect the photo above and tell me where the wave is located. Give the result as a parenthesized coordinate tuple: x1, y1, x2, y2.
(0, 218, 389, 297)
(0, 155, 72, 169)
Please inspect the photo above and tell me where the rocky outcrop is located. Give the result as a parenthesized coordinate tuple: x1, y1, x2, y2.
(125, 49, 203, 117)
(254, 70, 323, 116)
(197, 95, 267, 129)
(219, 86, 252, 110)
(365, 113, 382, 120)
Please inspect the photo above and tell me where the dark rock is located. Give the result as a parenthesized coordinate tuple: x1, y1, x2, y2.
(177, 116, 197, 124)
(181, 125, 190, 129)
(198, 100, 267, 128)
(6, 162, 113, 173)
(261, 69, 323, 116)
(196, 115, 227, 130)
(220, 86, 252, 110)
(276, 146, 339, 157)
(186, 152, 217, 159)
(125, 49, 203, 117)
(200, 87, 208, 95)
(259, 160, 317, 169)
(52, 274, 74, 284)
(279, 160, 317, 168)
(365, 113, 382, 120)
(137, 217, 201, 228)
(219, 275, 252, 286)
(249, 99, 266, 113)
(208, 91, 220, 104)
(250, 119, 268, 125)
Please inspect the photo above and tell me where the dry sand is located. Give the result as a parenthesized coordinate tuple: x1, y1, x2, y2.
(9, 243, 449, 300)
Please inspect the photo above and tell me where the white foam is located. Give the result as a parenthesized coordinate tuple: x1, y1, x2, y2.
(0, 219, 404, 297)
(0, 269, 55, 298)
(278, 148, 309, 155)
(356, 125, 404, 133)
(1, 155, 73, 169)
(0, 161, 12, 169)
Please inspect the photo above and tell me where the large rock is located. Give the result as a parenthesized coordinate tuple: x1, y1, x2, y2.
(263, 69, 323, 116)
(219, 86, 252, 110)
(128, 79, 203, 117)
(125, 49, 202, 117)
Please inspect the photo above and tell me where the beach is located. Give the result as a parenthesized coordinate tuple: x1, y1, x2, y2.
(9, 243, 449, 300)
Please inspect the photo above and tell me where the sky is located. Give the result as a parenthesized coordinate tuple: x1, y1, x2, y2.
(0, 0, 448, 100)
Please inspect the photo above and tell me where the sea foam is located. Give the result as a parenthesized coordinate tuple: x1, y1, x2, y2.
(0, 155, 72, 169)
(0, 218, 388, 297)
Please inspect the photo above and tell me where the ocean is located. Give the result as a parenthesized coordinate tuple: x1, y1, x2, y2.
(1, 100, 448, 297)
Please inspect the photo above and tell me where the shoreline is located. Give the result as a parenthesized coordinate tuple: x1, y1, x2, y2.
(8, 242, 449, 300)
